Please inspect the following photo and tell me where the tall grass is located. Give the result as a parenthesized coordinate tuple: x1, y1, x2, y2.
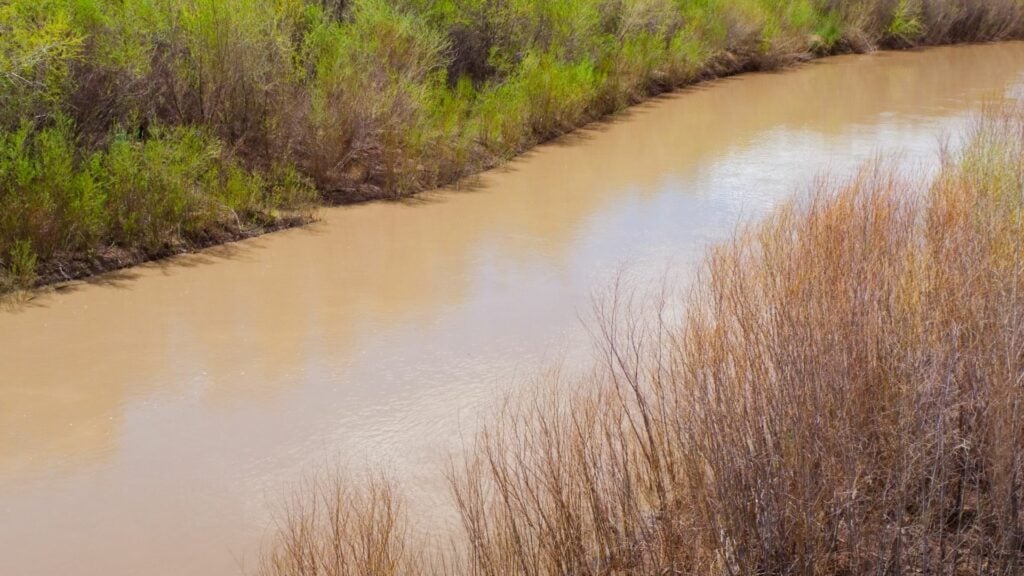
(259, 103, 1024, 575)
(4, 0, 1024, 290)
(258, 472, 422, 576)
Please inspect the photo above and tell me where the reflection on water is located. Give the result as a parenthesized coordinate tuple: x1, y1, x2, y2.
(2, 42, 1024, 576)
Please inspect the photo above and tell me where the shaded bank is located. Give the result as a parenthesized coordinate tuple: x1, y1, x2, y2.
(3, 0, 1024, 290)
(260, 103, 1024, 575)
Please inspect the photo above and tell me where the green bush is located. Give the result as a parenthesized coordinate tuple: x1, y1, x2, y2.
(0, 119, 313, 273)
(473, 51, 601, 154)
(886, 0, 924, 46)
(0, 1, 83, 126)
(0, 118, 104, 258)
(297, 0, 449, 195)
(6, 239, 38, 289)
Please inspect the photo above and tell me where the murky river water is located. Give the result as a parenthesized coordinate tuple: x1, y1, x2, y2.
(3, 43, 1024, 576)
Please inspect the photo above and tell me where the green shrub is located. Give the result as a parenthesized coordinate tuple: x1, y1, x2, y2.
(811, 9, 844, 52)
(102, 125, 311, 249)
(886, 0, 925, 46)
(0, 1, 83, 127)
(6, 239, 38, 289)
(473, 50, 601, 154)
(0, 118, 105, 258)
(0, 116, 312, 276)
(297, 0, 449, 195)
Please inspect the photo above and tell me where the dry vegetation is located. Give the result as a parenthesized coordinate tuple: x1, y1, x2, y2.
(4, 0, 1024, 290)
(259, 104, 1024, 575)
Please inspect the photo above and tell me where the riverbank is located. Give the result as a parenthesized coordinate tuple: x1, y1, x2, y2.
(259, 101, 1024, 576)
(3, 0, 1024, 292)
(3, 42, 1021, 576)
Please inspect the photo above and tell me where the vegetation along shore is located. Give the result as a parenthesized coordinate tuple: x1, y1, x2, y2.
(258, 101, 1024, 576)
(3, 0, 1024, 291)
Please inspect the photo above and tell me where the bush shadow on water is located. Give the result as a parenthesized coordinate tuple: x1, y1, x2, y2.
(0, 229, 304, 311)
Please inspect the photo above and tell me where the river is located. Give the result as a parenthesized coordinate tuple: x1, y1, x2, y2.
(2, 42, 1024, 576)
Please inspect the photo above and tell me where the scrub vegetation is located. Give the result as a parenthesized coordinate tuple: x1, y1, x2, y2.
(259, 104, 1024, 575)
(2, 0, 1023, 290)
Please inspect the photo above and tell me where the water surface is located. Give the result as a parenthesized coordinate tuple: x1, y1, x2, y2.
(3, 43, 1024, 576)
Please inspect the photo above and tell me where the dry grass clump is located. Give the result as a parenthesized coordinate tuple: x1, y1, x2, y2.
(259, 105, 1024, 575)
(258, 472, 422, 576)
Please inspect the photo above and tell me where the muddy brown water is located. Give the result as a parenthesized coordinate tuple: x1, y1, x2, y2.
(3, 43, 1024, 576)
